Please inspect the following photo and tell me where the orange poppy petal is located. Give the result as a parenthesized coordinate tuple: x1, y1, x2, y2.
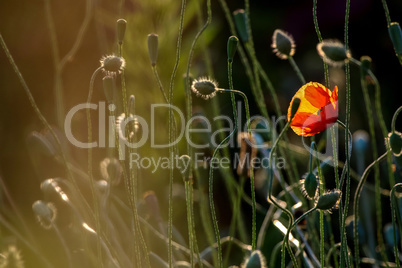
(288, 82, 339, 136)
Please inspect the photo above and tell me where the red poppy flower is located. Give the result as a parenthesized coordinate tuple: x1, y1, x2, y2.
(287, 82, 338, 136)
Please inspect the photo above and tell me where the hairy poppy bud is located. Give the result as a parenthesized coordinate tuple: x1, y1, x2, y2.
(388, 131, 402, 156)
(117, 19, 127, 45)
(32, 200, 57, 229)
(272, 29, 296, 60)
(301, 172, 318, 199)
(233, 9, 249, 43)
(316, 189, 342, 211)
(191, 77, 218, 100)
(227, 36, 239, 62)
(317, 40, 351, 67)
(147, 33, 159, 66)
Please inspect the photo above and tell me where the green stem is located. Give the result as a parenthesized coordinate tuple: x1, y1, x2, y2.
(340, 0, 351, 265)
(380, 0, 392, 26)
(313, 0, 330, 86)
(390, 183, 402, 268)
(291, 207, 317, 230)
(185, 182, 194, 267)
(87, 66, 104, 268)
(288, 56, 306, 84)
(168, 0, 186, 266)
(392, 106, 402, 133)
(353, 152, 389, 268)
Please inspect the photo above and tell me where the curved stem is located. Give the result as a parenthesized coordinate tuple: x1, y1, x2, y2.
(390, 183, 402, 268)
(392, 106, 402, 133)
(291, 207, 317, 230)
(353, 152, 389, 267)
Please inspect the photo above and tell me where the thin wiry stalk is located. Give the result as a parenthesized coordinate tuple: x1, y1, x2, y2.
(87, 66, 104, 268)
(390, 183, 402, 268)
(339, 0, 351, 265)
(288, 56, 306, 84)
(183, 0, 211, 263)
(380, 0, 392, 26)
(353, 152, 389, 268)
(168, 1, 186, 266)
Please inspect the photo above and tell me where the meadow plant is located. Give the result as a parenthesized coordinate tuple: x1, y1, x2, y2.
(1, 0, 402, 267)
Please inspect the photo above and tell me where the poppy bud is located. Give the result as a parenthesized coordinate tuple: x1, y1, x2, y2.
(317, 40, 351, 67)
(301, 172, 318, 199)
(233, 9, 249, 43)
(147, 33, 159, 66)
(316, 189, 342, 211)
(289, 97, 301, 121)
(353, 130, 370, 154)
(360, 56, 372, 80)
(388, 131, 402, 156)
(32, 200, 57, 229)
(191, 77, 218, 100)
(100, 157, 123, 185)
(227, 36, 239, 63)
(117, 19, 127, 45)
(388, 22, 402, 63)
(100, 55, 126, 75)
(271, 29, 296, 60)
(178, 155, 191, 181)
(103, 76, 116, 103)
(241, 250, 267, 268)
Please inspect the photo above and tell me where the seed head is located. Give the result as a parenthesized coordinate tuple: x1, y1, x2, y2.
(317, 40, 351, 67)
(191, 77, 219, 100)
(272, 29, 296, 60)
(100, 55, 126, 75)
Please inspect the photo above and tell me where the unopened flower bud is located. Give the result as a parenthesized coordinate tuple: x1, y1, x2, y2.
(388, 131, 402, 156)
(388, 22, 402, 63)
(147, 33, 159, 66)
(233, 9, 249, 43)
(227, 36, 239, 63)
(317, 40, 351, 67)
(316, 189, 342, 211)
(301, 173, 318, 199)
(100, 157, 123, 185)
(360, 56, 372, 79)
(117, 19, 127, 45)
(32, 200, 57, 229)
(191, 77, 218, 100)
(272, 29, 296, 60)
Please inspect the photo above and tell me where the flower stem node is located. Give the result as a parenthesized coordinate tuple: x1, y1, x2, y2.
(191, 77, 218, 100)
(388, 22, 402, 63)
(147, 33, 159, 67)
(315, 189, 342, 212)
(227, 35, 239, 63)
(388, 131, 402, 156)
(317, 40, 351, 67)
(116, 19, 127, 45)
(233, 9, 249, 43)
(271, 29, 296, 60)
(241, 250, 267, 268)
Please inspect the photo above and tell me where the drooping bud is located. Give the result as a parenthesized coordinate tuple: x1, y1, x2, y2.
(241, 250, 267, 268)
(191, 77, 218, 100)
(316, 189, 342, 211)
(289, 97, 301, 120)
(32, 200, 57, 229)
(147, 33, 159, 66)
(388, 131, 402, 156)
(301, 172, 318, 199)
(227, 36, 239, 63)
(117, 19, 127, 45)
(103, 76, 116, 103)
(317, 40, 351, 67)
(100, 157, 123, 185)
(233, 9, 249, 43)
(100, 55, 126, 75)
(360, 56, 372, 79)
(271, 29, 296, 60)
(388, 22, 402, 64)
(353, 130, 370, 153)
